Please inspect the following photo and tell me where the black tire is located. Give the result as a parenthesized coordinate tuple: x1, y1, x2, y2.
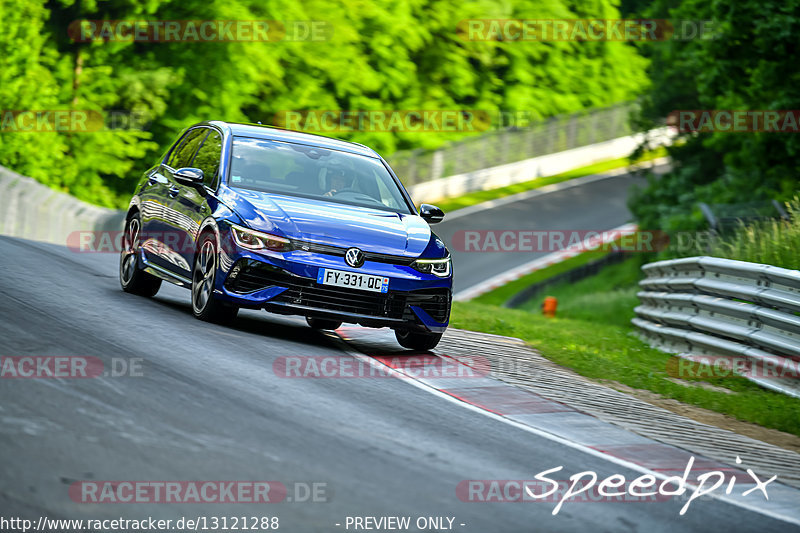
(394, 328, 443, 351)
(119, 212, 162, 297)
(306, 317, 342, 330)
(192, 233, 239, 324)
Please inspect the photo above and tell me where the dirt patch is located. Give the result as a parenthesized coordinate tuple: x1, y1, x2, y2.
(665, 377, 735, 394)
(600, 380, 800, 453)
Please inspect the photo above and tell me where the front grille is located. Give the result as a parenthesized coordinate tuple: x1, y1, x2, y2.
(277, 283, 407, 319)
(225, 260, 450, 322)
(290, 240, 415, 265)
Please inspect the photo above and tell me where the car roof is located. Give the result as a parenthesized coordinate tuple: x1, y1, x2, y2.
(203, 121, 380, 158)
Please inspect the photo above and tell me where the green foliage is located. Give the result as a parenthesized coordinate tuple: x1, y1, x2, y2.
(0, 0, 69, 189)
(1, 0, 648, 207)
(705, 198, 800, 269)
(630, 0, 800, 232)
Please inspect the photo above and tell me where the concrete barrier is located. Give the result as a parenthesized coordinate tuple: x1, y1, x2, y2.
(408, 127, 674, 203)
(0, 165, 124, 246)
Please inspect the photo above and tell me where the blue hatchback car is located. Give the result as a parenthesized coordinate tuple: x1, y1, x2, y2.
(120, 121, 452, 350)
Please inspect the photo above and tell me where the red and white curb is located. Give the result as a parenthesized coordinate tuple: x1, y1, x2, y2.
(453, 222, 638, 301)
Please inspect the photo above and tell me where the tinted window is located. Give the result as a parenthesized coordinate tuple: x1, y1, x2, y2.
(192, 131, 223, 188)
(230, 137, 411, 213)
(168, 129, 206, 169)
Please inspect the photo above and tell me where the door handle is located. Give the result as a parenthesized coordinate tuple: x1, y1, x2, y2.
(168, 186, 180, 197)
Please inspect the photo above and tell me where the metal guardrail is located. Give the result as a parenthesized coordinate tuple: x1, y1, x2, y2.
(633, 256, 800, 397)
(698, 200, 788, 234)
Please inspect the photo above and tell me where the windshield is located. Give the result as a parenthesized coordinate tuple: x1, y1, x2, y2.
(229, 136, 412, 213)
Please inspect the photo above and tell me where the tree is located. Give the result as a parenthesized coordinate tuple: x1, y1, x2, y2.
(629, 0, 800, 232)
(2, 0, 649, 207)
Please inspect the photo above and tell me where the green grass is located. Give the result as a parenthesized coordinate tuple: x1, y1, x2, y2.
(473, 247, 614, 307)
(473, 233, 656, 307)
(435, 147, 667, 214)
(452, 257, 800, 436)
(516, 256, 646, 328)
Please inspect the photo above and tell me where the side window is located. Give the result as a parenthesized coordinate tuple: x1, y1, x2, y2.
(168, 129, 206, 169)
(191, 130, 223, 188)
(375, 175, 395, 208)
(166, 132, 191, 168)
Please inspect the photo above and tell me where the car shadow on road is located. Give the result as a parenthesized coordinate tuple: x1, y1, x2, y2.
(109, 286, 341, 349)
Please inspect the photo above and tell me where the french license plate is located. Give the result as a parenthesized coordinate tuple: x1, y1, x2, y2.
(317, 268, 389, 293)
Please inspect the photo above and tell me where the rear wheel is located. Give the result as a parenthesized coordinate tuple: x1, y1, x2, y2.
(119, 213, 161, 297)
(394, 328, 443, 351)
(306, 317, 342, 330)
(192, 234, 239, 324)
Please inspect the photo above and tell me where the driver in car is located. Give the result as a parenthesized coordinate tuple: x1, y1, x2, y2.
(323, 168, 351, 197)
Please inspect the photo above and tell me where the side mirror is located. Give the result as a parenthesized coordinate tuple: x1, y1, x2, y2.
(174, 167, 204, 185)
(419, 203, 445, 224)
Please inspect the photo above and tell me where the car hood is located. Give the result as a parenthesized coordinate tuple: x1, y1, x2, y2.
(222, 188, 432, 257)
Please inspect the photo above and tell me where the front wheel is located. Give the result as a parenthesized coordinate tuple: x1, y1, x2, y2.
(119, 213, 161, 297)
(192, 234, 239, 324)
(394, 328, 443, 351)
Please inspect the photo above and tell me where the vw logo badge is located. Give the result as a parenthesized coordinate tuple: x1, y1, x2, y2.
(345, 247, 365, 268)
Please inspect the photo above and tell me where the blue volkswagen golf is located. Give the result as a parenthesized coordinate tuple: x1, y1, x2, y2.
(120, 121, 452, 350)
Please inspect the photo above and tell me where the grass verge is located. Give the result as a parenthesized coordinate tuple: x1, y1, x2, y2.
(451, 257, 800, 437)
(472, 234, 652, 307)
(516, 255, 646, 328)
(435, 147, 667, 214)
(472, 247, 614, 307)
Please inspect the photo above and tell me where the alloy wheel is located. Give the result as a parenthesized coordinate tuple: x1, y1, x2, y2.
(192, 240, 216, 313)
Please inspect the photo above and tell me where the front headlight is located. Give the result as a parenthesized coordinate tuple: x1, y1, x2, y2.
(230, 223, 292, 252)
(412, 256, 451, 277)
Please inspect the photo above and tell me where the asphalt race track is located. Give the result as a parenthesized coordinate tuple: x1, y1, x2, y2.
(436, 171, 652, 293)
(0, 230, 797, 531)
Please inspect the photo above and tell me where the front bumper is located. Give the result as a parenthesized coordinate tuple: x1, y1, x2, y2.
(214, 239, 452, 333)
